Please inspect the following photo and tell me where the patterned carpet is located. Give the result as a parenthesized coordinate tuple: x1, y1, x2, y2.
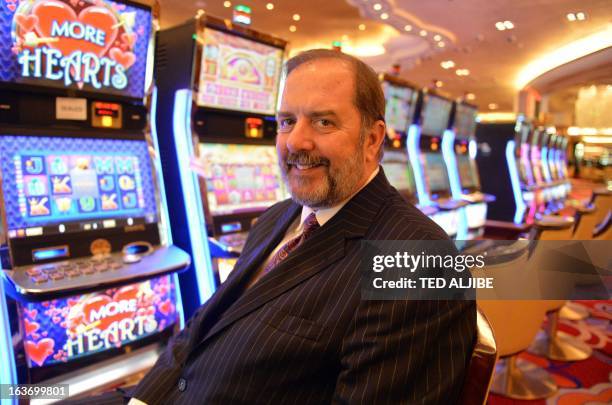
(488, 301, 612, 405)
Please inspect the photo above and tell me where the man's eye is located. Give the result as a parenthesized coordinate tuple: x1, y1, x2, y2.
(314, 119, 334, 128)
(278, 118, 295, 131)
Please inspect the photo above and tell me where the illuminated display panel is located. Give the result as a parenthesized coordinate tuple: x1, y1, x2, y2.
(0, 0, 152, 99)
(19, 275, 177, 368)
(197, 28, 284, 115)
(454, 104, 477, 138)
(424, 153, 450, 193)
(421, 95, 452, 136)
(0, 135, 158, 239)
(198, 143, 288, 216)
(457, 154, 477, 189)
(382, 82, 415, 135)
(381, 149, 415, 195)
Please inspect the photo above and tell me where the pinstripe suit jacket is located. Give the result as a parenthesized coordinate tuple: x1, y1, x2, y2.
(132, 169, 476, 404)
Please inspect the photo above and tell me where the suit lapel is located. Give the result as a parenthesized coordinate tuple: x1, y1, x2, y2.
(196, 169, 395, 346)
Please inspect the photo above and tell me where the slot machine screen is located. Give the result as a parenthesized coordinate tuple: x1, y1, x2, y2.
(0, 0, 152, 99)
(198, 144, 288, 215)
(454, 104, 477, 138)
(197, 27, 284, 115)
(18, 275, 178, 369)
(421, 95, 452, 136)
(424, 153, 450, 193)
(0, 135, 158, 240)
(381, 150, 415, 195)
(382, 82, 416, 135)
(457, 154, 477, 189)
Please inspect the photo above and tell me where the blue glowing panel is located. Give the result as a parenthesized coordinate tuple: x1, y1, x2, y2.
(0, 135, 157, 235)
(0, 0, 151, 99)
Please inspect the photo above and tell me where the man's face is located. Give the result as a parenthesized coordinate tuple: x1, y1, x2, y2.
(276, 59, 380, 208)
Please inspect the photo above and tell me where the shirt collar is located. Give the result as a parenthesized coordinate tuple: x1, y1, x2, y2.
(298, 166, 380, 230)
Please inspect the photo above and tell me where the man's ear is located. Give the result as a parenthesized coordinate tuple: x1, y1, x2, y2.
(366, 120, 386, 162)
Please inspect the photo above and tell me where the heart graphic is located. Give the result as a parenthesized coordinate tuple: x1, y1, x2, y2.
(32, 0, 118, 59)
(79, 285, 138, 331)
(16, 14, 39, 32)
(24, 319, 40, 336)
(7, 3, 16, 12)
(121, 32, 136, 48)
(159, 299, 173, 316)
(109, 47, 135, 69)
(24, 308, 38, 320)
(25, 338, 55, 366)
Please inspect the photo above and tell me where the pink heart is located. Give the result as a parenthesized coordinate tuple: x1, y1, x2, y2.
(25, 338, 55, 366)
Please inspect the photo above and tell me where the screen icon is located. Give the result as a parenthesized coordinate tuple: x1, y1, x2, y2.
(23, 156, 45, 175)
(118, 175, 136, 191)
(101, 193, 119, 211)
(98, 175, 116, 192)
(24, 176, 48, 196)
(27, 197, 50, 216)
(48, 156, 69, 175)
(51, 175, 72, 194)
(122, 192, 137, 209)
(78, 196, 96, 213)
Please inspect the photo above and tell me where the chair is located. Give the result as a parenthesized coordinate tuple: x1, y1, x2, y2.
(458, 308, 498, 405)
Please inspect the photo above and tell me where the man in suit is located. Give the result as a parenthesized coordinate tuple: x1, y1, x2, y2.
(130, 49, 476, 404)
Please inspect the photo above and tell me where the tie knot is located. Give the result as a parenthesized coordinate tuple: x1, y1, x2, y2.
(302, 212, 320, 237)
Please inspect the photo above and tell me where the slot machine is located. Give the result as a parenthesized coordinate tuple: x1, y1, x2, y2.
(378, 74, 437, 218)
(0, 0, 190, 399)
(153, 14, 288, 311)
(409, 91, 468, 239)
(447, 102, 494, 239)
(556, 135, 572, 196)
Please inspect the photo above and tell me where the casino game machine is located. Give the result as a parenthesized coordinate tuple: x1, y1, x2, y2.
(0, 0, 191, 399)
(409, 90, 469, 239)
(379, 74, 437, 219)
(153, 14, 288, 310)
(446, 102, 494, 239)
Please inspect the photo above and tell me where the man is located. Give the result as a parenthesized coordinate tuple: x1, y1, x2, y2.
(131, 49, 476, 404)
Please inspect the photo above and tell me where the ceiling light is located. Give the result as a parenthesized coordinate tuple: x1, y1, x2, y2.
(380, 13, 389, 20)
(576, 12, 586, 21)
(583, 136, 612, 144)
(342, 34, 349, 41)
(266, 3, 274, 10)
(488, 103, 498, 110)
(437, 41, 445, 48)
(566, 13, 576, 21)
(433, 34, 441, 41)
(515, 25, 612, 89)
(440, 60, 455, 69)
(289, 25, 297, 32)
(404, 25, 412, 31)
(223, 1, 231, 8)
(342, 43, 386, 57)
(359, 24, 366, 31)
(504, 20, 514, 29)
(292, 14, 301, 21)
(434, 80, 443, 88)
(456, 69, 470, 76)
(373, 3, 382, 11)
(466, 93, 476, 101)
(495, 22, 506, 31)
(419, 30, 427, 37)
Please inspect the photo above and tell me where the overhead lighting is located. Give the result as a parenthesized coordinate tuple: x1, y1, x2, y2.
(515, 25, 612, 89)
(466, 93, 476, 101)
(419, 30, 427, 37)
(488, 103, 498, 110)
(576, 12, 586, 21)
(223, 1, 231, 8)
(289, 25, 297, 32)
(583, 136, 612, 144)
(433, 34, 442, 41)
(434, 80, 443, 88)
(359, 24, 366, 31)
(478, 112, 516, 122)
(342, 34, 349, 41)
(440, 60, 455, 69)
(566, 13, 577, 21)
(380, 13, 389, 20)
(404, 24, 412, 31)
(437, 41, 445, 48)
(504, 20, 514, 29)
(343, 43, 386, 57)
(568, 127, 612, 136)
(456, 69, 470, 76)
(495, 22, 506, 31)
(266, 3, 274, 10)
(293, 14, 301, 21)
(373, 3, 382, 11)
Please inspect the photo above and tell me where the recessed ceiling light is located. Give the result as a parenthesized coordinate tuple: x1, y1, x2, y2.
(404, 25, 412, 31)
(266, 3, 274, 10)
(223, 1, 231, 8)
(342, 34, 349, 41)
(289, 25, 297, 32)
(373, 3, 382, 11)
(434, 80, 443, 88)
(433, 34, 442, 41)
(488, 103, 498, 110)
(466, 93, 476, 101)
(437, 41, 445, 48)
(504, 20, 514, 29)
(380, 13, 389, 20)
(440, 60, 455, 69)
(359, 23, 366, 31)
(495, 21, 506, 31)
(456, 69, 470, 76)
(566, 13, 576, 21)
(293, 14, 301, 21)
(576, 12, 586, 20)
(419, 30, 427, 37)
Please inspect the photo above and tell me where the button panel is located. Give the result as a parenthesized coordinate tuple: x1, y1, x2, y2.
(27, 258, 124, 284)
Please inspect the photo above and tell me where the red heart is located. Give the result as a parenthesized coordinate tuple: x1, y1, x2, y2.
(24, 318, 40, 336)
(16, 14, 39, 32)
(32, 0, 118, 59)
(109, 47, 135, 69)
(25, 338, 55, 366)
(8, 4, 16, 12)
(158, 300, 173, 316)
(24, 308, 38, 320)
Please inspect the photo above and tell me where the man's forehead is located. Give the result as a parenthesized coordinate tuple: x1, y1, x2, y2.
(285, 58, 354, 85)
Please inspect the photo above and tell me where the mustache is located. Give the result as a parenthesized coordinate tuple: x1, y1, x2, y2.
(284, 152, 330, 167)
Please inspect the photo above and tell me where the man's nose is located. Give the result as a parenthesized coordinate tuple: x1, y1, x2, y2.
(285, 119, 315, 153)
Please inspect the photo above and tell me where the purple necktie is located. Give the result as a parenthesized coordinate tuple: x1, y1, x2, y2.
(262, 212, 320, 275)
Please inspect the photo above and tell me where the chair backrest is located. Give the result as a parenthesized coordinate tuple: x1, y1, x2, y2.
(458, 308, 498, 405)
